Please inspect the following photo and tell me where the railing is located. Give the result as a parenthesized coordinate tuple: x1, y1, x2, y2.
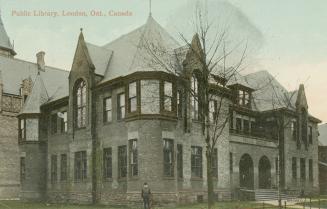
(229, 128, 277, 141)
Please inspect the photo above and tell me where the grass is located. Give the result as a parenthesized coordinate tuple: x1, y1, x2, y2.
(296, 200, 327, 208)
(0, 201, 302, 209)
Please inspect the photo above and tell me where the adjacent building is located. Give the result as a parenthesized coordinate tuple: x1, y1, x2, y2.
(318, 124, 327, 194)
(12, 15, 322, 204)
(0, 15, 68, 199)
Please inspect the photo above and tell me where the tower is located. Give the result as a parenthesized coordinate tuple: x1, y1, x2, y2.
(18, 73, 48, 200)
(0, 14, 16, 57)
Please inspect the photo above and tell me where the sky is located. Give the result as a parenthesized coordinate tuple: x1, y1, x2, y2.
(1, 0, 327, 123)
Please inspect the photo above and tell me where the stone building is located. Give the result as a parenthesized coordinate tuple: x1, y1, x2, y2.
(17, 15, 321, 204)
(0, 15, 68, 199)
(318, 124, 327, 194)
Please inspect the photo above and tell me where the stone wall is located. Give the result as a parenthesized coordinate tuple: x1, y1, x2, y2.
(0, 112, 20, 199)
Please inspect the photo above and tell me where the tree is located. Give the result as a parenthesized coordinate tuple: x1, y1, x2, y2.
(142, 5, 249, 209)
(249, 74, 299, 208)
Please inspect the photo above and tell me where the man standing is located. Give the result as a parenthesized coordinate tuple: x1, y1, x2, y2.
(141, 182, 151, 209)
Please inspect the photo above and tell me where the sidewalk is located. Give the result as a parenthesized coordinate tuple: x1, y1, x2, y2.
(259, 199, 326, 209)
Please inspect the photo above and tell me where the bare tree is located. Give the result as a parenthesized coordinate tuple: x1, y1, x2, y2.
(142, 4, 249, 209)
(251, 76, 299, 208)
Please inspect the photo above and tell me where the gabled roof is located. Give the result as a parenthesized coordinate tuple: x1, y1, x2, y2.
(20, 73, 49, 114)
(101, 15, 180, 81)
(85, 42, 112, 76)
(244, 70, 296, 111)
(319, 123, 327, 146)
(0, 56, 69, 98)
(0, 15, 16, 56)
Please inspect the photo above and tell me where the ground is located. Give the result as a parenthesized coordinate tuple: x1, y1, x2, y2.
(0, 201, 304, 209)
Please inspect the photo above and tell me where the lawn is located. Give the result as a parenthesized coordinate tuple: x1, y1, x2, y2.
(0, 201, 301, 209)
(296, 200, 327, 208)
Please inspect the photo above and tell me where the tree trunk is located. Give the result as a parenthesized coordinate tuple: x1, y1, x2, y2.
(207, 150, 215, 209)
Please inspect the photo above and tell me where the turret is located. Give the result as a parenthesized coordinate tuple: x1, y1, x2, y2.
(0, 14, 16, 57)
(18, 70, 48, 200)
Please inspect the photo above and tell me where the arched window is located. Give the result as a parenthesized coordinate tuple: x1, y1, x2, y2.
(75, 79, 87, 128)
(191, 74, 199, 120)
(301, 108, 308, 146)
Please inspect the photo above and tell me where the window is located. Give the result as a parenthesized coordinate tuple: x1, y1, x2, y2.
(103, 97, 112, 122)
(275, 157, 279, 177)
(308, 126, 313, 144)
(118, 145, 127, 178)
(60, 154, 67, 181)
(60, 111, 68, 133)
(229, 152, 233, 174)
(209, 100, 217, 122)
(191, 75, 199, 120)
(300, 158, 305, 181)
(212, 148, 218, 178)
(291, 121, 297, 140)
(177, 144, 183, 178)
(309, 159, 313, 182)
(177, 91, 182, 117)
(20, 157, 25, 181)
(243, 120, 250, 134)
(163, 139, 174, 177)
(51, 114, 58, 134)
(129, 139, 138, 177)
(292, 157, 297, 180)
(191, 146, 202, 178)
(141, 80, 160, 114)
(19, 119, 26, 140)
(74, 151, 87, 181)
(236, 118, 242, 133)
(163, 81, 173, 111)
(51, 155, 57, 184)
(75, 80, 87, 128)
(301, 109, 308, 146)
(238, 90, 250, 106)
(128, 82, 137, 113)
(117, 93, 125, 120)
(229, 112, 234, 130)
(103, 148, 112, 179)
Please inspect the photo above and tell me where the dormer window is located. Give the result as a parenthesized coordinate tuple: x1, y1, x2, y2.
(238, 89, 250, 107)
(74, 79, 87, 128)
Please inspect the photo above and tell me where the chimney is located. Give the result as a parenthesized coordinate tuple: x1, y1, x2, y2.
(36, 51, 45, 72)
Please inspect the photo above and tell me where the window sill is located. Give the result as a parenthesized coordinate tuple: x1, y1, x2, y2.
(118, 177, 127, 182)
(162, 176, 175, 180)
(75, 127, 86, 131)
(103, 178, 113, 182)
(103, 121, 113, 126)
(129, 176, 139, 181)
(191, 177, 203, 181)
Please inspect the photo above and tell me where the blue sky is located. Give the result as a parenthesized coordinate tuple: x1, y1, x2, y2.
(1, 0, 327, 122)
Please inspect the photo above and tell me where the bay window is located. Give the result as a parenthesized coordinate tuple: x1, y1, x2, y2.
(128, 82, 137, 113)
(163, 81, 173, 111)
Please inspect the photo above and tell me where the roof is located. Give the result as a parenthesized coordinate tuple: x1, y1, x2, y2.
(0, 56, 69, 100)
(85, 42, 113, 76)
(319, 161, 327, 167)
(0, 15, 16, 56)
(101, 15, 180, 81)
(319, 123, 327, 146)
(244, 70, 296, 111)
(20, 73, 49, 114)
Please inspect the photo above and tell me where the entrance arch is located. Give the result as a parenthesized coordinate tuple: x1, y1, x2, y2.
(258, 156, 272, 189)
(239, 154, 254, 189)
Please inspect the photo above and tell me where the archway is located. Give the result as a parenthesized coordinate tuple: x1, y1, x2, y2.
(239, 154, 254, 189)
(259, 156, 272, 189)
